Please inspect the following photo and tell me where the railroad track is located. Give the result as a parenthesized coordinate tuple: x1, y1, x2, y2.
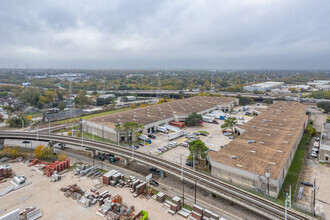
(0, 132, 314, 220)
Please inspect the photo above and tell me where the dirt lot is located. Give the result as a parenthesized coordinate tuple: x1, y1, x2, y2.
(0, 162, 185, 220)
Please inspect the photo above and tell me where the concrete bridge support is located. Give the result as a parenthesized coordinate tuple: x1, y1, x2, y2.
(123, 157, 129, 165)
(0, 138, 4, 149)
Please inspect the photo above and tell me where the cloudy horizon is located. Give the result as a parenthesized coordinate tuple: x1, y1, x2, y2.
(0, 0, 330, 70)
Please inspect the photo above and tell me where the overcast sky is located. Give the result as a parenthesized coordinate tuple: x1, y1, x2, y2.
(0, 0, 329, 69)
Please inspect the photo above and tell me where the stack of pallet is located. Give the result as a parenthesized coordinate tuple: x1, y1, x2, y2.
(0, 165, 12, 180)
(44, 159, 70, 177)
(172, 196, 182, 211)
(0, 208, 20, 220)
(98, 191, 111, 206)
(156, 192, 165, 203)
(112, 195, 123, 204)
(202, 209, 219, 220)
(190, 205, 204, 220)
(60, 184, 85, 200)
(102, 169, 118, 185)
(134, 182, 146, 197)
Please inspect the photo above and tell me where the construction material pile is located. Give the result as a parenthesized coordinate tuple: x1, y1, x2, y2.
(103, 170, 125, 186)
(73, 164, 102, 177)
(165, 196, 182, 215)
(44, 159, 70, 177)
(96, 194, 135, 219)
(0, 207, 42, 220)
(51, 171, 61, 182)
(0, 165, 13, 182)
(60, 184, 85, 200)
(189, 204, 219, 220)
(28, 159, 49, 167)
(20, 207, 43, 220)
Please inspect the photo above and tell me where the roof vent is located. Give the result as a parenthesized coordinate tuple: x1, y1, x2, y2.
(253, 126, 256, 128)
(264, 124, 268, 127)
(287, 133, 292, 136)
(231, 155, 237, 159)
(266, 134, 271, 136)
(275, 128, 279, 131)
(283, 119, 287, 121)
(277, 150, 283, 153)
(236, 164, 243, 168)
(258, 129, 262, 131)
(270, 162, 276, 165)
(250, 150, 256, 153)
(279, 123, 283, 126)
(248, 140, 256, 144)
(291, 128, 296, 130)
(260, 141, 264, 144)
(263, 119, 267, 122)
(283, 141, 288, 144)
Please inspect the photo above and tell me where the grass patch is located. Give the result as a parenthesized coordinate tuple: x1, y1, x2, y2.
(278, 132, 311, 201)
(82, 132, 117, 145)
(183, 204, 193, 211)
(52, 107, 130, 124)
(98, 168, 108, 173)
(319, 162, 325, 165)
(197, 131, 210, 135)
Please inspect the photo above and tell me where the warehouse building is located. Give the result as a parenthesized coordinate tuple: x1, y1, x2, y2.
(319, 123, 330, 163)
(82, 96, 238, 143)
(243, 82, 284, 92)
(207, 101, 308, 197)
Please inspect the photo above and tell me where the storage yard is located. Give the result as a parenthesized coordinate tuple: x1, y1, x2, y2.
(208, 101, 308, 197)
(0, 162, 225, 220)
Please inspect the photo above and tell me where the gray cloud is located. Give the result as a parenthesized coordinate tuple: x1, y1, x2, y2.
(0, 0, 329, 69)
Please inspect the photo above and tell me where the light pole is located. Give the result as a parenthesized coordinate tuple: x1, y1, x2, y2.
(194, 180, 197, 204)
(30, 142, 32, 159)
(71, 123, 74, 137)
(22, 120, 24, 129)
(36, 124, 39, 140)
(48, 119, 51, 134)
(92, 127, 94, 140)
(101, 119, 104, 141)
(81, 121, 84, 146)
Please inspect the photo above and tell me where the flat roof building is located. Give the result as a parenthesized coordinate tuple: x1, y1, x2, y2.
(83, 96, 237, 143)
(243, 82, 284, 92)
(207, 101, 308, 197)
(319, 123, 330, 163)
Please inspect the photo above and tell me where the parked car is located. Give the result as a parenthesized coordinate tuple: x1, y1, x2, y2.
(312, 147, 319, 152)
(186, 159, 197, 167)
(301, 181, 313, 187)
(311, 151, 318, 158)
(150, 179, 159, 187)
(180, 142, 189, 147)
(149, 167, 160, 173)
(314, 137, 320, 141)
(22, 140, 31, 144)
(199, 132, 208, 136)
(223, 132, 232, 136)
(148, 134, 156, 139)
(193, 132, 200, 136)
(228, 136, 234, 139)
(139, 142, 146, 146)
(168, 142, 177, 147)
(155, 149, 161, 154)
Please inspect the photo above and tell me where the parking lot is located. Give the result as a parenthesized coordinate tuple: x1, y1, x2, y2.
(135, 106, 256, 166)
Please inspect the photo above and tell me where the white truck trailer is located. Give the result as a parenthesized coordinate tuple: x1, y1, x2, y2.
(168, 130, 187, 141)
(202, 115, 215, 123)
(157, 126, 169, 134)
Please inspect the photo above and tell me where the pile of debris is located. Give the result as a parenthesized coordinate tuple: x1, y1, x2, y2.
(60, 184, 85, 200)
(43, 159, 70, 177)
(73, 164, 102, 178)
(0, 164, 13, 182)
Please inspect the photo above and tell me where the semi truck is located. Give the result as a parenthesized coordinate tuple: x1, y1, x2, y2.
(202, 115, 215, 123)
(168, 130, 187, 141)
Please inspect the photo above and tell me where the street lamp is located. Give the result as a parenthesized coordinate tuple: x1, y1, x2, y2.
(265, 169, 270, 199)
(101, 119, 104, 141)
(36, 124, 39, 140)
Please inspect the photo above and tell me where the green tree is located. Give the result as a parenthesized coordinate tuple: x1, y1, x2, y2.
(238, 97, 251, 106)
(58, 102, 66, 112)
(188, 140, 208, 165)
(115, 122, 144, 145)
(317, 101, 330, 113)
(221, 117, 237, 133)
(185, 112, 202, 126)
(6, 114, 28, 128)
(74, 91, 90, 108)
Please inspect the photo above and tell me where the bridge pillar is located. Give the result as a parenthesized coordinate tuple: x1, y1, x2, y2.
(91, 149, 96, 158)
(123, 158, 129, 165)
(0, 138, 4, 150)
(160, 170, 165, 178)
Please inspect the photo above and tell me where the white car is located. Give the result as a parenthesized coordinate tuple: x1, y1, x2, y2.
(311, 151, 318, 158)
(312, 147, 319, 152)
(314, 137, 320, 141)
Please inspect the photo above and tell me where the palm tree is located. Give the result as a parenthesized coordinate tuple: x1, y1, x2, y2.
(221, 117, 237, 133)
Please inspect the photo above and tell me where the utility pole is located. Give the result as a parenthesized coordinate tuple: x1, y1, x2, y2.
(30, 142, 32, 159)
(72, 124, 74, 137)
(289, 185, 292, 209)
(37, 124, 39, 140)
(81, 122, 84, 146)
(194, 181, 197, 204)
(92, 127, 94, 140)
(193, 153, 195, 171)
(285, 193, 288, 220)
(313, 178, 316, 216)
(22, 120, 24, 129)
(48, 119, 51, 134)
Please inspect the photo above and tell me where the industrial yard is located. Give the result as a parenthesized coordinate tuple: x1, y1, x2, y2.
(0, 162, 224, 220)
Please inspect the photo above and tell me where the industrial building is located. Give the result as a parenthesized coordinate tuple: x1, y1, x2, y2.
(319, 123, 330, 163)
(243, 82, 284, 92)
(83, 96, 237, 143)
(207, 101, 308, 197)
